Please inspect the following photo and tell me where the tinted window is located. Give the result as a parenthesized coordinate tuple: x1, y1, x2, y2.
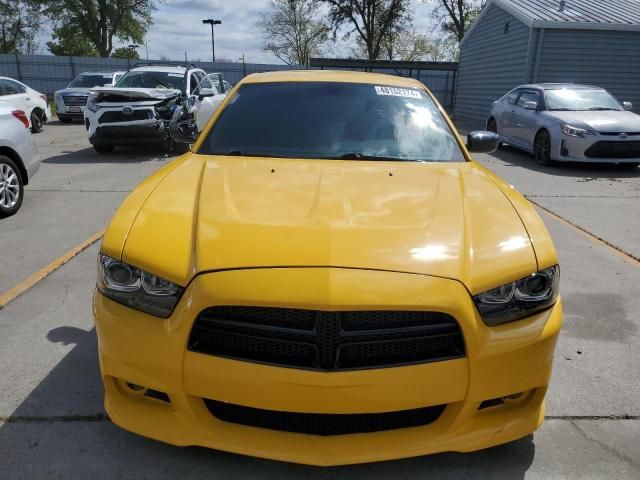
(115, 71, 185, 92)
(200, 82, 464, 163)
(516, 91, 539, 108)
(0, 79, 25, 95)
(507, 90, 520, 105)
(545, 88, 621, 111)
(68, 74, 113, 88)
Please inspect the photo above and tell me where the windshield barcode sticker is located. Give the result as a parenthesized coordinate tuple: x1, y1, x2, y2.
(375, 86, 422, 98)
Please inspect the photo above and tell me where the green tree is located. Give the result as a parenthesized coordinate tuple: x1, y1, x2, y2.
(0, 1, 40, 54)
(111, 46, 140, 59)
(323, 0, 410, 60)
(38, 0, 156, 57)
(47, 24, 99, 56)
(259, 0, 329, 66)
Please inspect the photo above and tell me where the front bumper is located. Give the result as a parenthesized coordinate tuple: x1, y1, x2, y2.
(553, 133, 640, 163)
(94, 268, 562, 466)
(89, 123, 166, 147)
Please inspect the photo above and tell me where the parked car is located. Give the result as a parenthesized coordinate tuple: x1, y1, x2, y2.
(84, 64, 206, 153)
(488, 83, 640, 167)
(95, 70, 562, 466)
(0, 76, 51, 133)
(170, 73, 229, 137)
(0, 100, 41, 218)
(54, 71, 124, 123)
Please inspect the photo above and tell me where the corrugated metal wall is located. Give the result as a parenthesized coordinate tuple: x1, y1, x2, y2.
(534, 29, 640, 112)
(454, 3, 531, 127)
(0, 54, 300, 96)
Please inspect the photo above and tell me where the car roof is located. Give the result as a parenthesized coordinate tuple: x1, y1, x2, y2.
(128, 66, 189, 74)
(78, 71, 119, 76)
(240, 70, 424, 88)
(516, 83, 603, 91)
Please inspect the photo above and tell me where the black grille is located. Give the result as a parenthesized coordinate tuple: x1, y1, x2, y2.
(585, 141, 640, 159)
(189, 307, 465, 371)
(205, 400, 446, 436)
(99, 110, 153, 123)
(62, 95, 88, 106)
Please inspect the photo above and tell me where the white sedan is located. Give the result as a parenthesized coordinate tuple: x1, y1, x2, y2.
(0, 76, 51, 133)
(0, 100, 41, 218)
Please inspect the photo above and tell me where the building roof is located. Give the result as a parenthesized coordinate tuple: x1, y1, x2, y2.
(463, 0, 640, 45)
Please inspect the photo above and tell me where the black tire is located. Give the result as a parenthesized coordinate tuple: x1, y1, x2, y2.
(0, 155, 24, 218)
(534, 130, 554, 166)
(31, 109, 44, 133)
(619, 162, 640, 169)
(486, 118, 503, 148)
(58, 115, 72, 124)
(94, 144, 114, 154)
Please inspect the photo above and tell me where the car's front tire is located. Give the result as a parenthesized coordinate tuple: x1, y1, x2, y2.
(486, 118, 503, 148)
(31, 109, 45, 133)
(94, 144, 114, 154)
(534, 130, 554, 166)
(0, 155, 24, 218)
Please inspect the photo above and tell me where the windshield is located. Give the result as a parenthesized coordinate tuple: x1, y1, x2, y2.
(545, 88, 621, 111)
(115, 71, 185, 92)
(199, 82, 464, 162)
(68, 74, 113, 88)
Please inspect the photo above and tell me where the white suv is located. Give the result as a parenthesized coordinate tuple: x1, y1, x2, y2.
(84, 65, 206, 153)
(54, 71, 124, 123)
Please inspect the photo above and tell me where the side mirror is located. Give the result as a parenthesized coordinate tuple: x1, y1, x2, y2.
(467, 131, 500, 154)
(523, 101, 538, 110)
(170, 121, 198, 144)
(623, 101, 633, 111)
(198, 87, 215, 99)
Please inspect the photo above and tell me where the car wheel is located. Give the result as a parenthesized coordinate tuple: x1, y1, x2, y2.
(486, 119, 503, 148)
(0, 155, 24, 218)
(534, 130, 553, 166)
(31, 109, 44, 133)
(58, 115, 72, 124)
(94, 144, 114, 154)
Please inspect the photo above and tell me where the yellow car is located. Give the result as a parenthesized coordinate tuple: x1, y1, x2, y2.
(94, 70, 562, 466)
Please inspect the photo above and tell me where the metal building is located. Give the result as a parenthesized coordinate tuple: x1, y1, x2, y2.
(454, 0, 640, 128)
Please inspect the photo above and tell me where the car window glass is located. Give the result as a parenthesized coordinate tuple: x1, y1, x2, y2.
(68, 74, 114, 88)
(516, 91, 539, 108)
(545, 88, 622, 111)
(224, 81, 233, 92)
(0, 79, 23, 95)
(189, 73, 201, 93)
(115, 71, 185, 92)
(507, 90, 520, 105)
(200, 82, 465, 163)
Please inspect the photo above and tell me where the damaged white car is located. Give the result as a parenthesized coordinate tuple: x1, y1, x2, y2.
(84, 65, 206, 153)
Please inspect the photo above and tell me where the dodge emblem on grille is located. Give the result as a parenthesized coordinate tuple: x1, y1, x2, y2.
(122, 106, 134, 115)
(620, 133, 628, 139)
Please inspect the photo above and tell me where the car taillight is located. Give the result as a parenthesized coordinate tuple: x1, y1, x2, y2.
(40, 94, 48, 103)
(12, 110, 29, 128)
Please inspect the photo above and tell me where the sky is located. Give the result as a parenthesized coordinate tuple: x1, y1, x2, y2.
(36, 0, 438, 64)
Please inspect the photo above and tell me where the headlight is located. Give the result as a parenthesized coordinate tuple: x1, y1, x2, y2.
(561, 124, 595, 138)
(86, 94, 100, 112)
(473, 266, 560, 326)
(97, 254, 184, 318)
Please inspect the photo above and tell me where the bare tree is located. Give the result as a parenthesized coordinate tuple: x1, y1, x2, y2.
(324, 0, 410, 60)
(0, 1, 40, 54)
(429, 0, 486, 42)
(259, 0, 329, 66)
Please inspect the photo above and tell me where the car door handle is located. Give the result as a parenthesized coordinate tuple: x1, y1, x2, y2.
(26, 97, 31, 100)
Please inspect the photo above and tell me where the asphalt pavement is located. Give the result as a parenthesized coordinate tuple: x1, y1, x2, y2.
(0, 122, 639, 478)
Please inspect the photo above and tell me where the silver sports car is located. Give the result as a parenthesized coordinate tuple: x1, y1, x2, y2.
(487, 83, 640, 167)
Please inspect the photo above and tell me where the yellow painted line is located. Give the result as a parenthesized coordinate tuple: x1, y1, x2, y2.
(0, 229, 105, 309)
(532, 200, 640, 269)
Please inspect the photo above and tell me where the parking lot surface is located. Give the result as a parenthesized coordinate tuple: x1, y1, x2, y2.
(1, 122, 639, 478)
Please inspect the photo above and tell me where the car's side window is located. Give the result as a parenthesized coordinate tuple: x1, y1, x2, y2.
(0, 79, 24, 95)
(516, 91, 540, 108)
(507, 90, 520, 105)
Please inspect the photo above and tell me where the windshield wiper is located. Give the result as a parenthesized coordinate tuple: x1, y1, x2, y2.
(588, 107, 619, 111)
(332, 152, 405, 161)
(224, 150, 288, 158)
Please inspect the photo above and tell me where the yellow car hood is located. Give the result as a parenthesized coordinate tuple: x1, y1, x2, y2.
(120, 155, 539, 294)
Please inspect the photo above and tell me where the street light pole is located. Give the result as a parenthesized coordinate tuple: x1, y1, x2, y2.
(202, 19, 222, 64)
